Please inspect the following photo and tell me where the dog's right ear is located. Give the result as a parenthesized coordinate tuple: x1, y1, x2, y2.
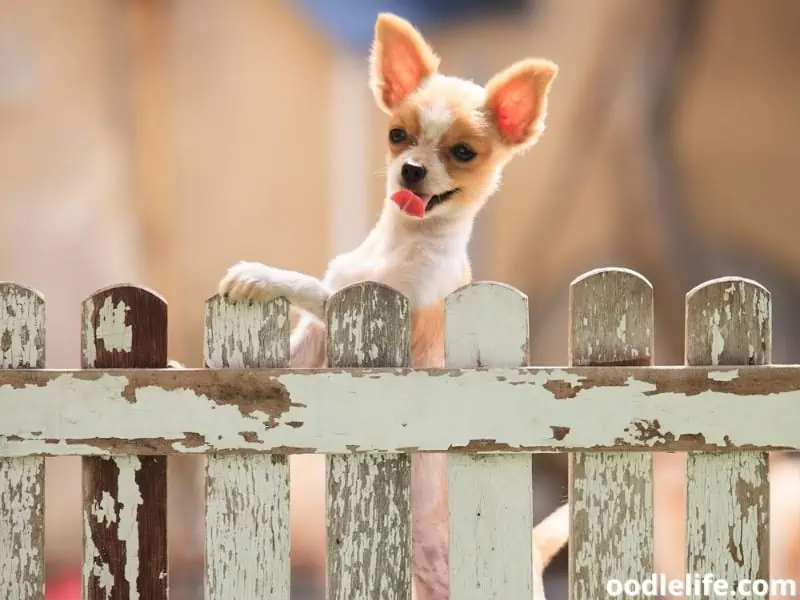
(369, 13, 439, 113)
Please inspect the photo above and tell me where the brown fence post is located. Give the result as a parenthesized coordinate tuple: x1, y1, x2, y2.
(81, 284, 168, 600)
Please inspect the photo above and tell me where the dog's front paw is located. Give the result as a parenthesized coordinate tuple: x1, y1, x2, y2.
(218, 261, 280, 302)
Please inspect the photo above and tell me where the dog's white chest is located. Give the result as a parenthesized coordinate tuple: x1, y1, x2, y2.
(324, 239, 465, 309)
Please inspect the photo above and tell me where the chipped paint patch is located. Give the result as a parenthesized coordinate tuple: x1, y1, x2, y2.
(96, 297, 133, 353)
(616, 314, 627, 342)
(84, 506, 115, 599)
(91, 491, 117, 527)
(116, 456, 143, 600)
(710, 309, 725, 366)
(708, 370, 739, 382)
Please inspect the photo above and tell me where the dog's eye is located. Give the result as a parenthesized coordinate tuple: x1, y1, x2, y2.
(389, 128, 408, 144)
(450, 143, 476, 162)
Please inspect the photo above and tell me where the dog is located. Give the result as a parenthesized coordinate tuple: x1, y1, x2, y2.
(218, 13, 566, 599)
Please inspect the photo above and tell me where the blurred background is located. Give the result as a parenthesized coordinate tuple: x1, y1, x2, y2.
(2, 0, 800, 598)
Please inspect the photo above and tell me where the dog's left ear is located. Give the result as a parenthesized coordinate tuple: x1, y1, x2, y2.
(485, 58, 558, 149)
(370, 13, 439, 112)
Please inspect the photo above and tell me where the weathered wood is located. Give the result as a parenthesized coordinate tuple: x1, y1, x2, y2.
(81, 284, 168, 600)
(445, 283, 534, 599)
(204, 295, 290, 600)
(685, 277, 770, 599)
(0, 283, 45, 600)
(325, 282, 412, 600)
(2, 365, 800, 455)
(569, 268, 654, 600)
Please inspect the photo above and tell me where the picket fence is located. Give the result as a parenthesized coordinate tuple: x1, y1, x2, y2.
(0, 266, 793, 600)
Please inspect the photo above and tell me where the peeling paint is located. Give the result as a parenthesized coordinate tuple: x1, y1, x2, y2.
(0, 284, 45, 600)
(0, 287, 44, 369)
(206, 455, 290, 599)
(84, 506, 115, 599)
(687, 453, 767, 592)
(204, 296, 288, 369)
(710, 309, 725, 366)
(96, 297, 132, 353)
(116, 456, 142, 600)
(615, 314, 627, 343)
(0, 368, 798, 454)
(91, 491, 117, 527)
(708, 370, 739, 382)
(0, 458, 43, 599)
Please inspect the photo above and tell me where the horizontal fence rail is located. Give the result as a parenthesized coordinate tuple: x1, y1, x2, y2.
(0, 268, 788, 600)
(0, 366, 798, 455)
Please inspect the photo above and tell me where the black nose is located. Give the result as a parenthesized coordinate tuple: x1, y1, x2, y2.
(401, 162, 427, 185)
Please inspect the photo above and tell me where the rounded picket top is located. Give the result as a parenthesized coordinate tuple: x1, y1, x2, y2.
(81, 283, 168, 368)
(326, 281, 410, 368)
(444, 281, 529, 367)
(0, 282, 46, 368)
(569, 266, 653, 289)
(684, 276, 771, 366)
(0, 281, 45, 303)
(569, 266, 654, 366)
(204, 293, 290, 368)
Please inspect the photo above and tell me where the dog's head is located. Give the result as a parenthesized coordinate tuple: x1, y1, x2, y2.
(370, 13, 558, 222)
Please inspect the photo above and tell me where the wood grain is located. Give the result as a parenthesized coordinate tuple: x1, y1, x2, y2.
(204, 295, 291, 600)
(569, 268, 653, 600)
(685, 277, 770, 599)
(0, 283, 45, 600)
(81, 284, 168, 600)
(445, 282, 534, 599)
(325, 282, 412, 600)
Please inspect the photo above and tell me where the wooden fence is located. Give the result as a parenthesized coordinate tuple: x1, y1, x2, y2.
(0, 267, 791, 599)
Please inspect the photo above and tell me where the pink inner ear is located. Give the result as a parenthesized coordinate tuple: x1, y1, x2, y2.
(382, 41, 426, 108)
(383, 64, 422, 108)
(491, 78, 537, 145)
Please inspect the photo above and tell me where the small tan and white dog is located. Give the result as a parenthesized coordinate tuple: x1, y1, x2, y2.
(218, 13, 567, 599)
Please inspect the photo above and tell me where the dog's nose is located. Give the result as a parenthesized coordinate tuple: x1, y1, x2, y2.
(401, 162, 427, 185)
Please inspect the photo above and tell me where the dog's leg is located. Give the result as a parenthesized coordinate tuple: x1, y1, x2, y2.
(290, 313, 327, 368)
(218, 261, 331, 321)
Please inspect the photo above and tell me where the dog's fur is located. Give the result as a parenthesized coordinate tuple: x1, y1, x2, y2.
(217, 13, 566, 599)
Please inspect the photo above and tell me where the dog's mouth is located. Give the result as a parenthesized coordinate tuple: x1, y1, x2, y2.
(424, 188, 460, 212)
(391, 188, 460, 217)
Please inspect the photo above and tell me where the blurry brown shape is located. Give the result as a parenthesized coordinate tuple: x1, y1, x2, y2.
(127, 0, 182, 361)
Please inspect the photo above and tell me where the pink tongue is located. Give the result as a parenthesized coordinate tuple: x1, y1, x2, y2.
(391, 189, 425, 217)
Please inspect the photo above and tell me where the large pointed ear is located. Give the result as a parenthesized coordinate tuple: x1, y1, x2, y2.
(369, 13, 440, 112)
(484, 58, 558, 150)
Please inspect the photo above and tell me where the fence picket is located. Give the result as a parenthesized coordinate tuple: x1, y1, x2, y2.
(325, 282, 412, 600)
(203, 294, 291, 600)
(568, 268, 654, 600)
(81, 284, 168, 600)
(0, 284, 45, 600)
(444, 282, 534, 599)
(685, 278, 770, 599)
